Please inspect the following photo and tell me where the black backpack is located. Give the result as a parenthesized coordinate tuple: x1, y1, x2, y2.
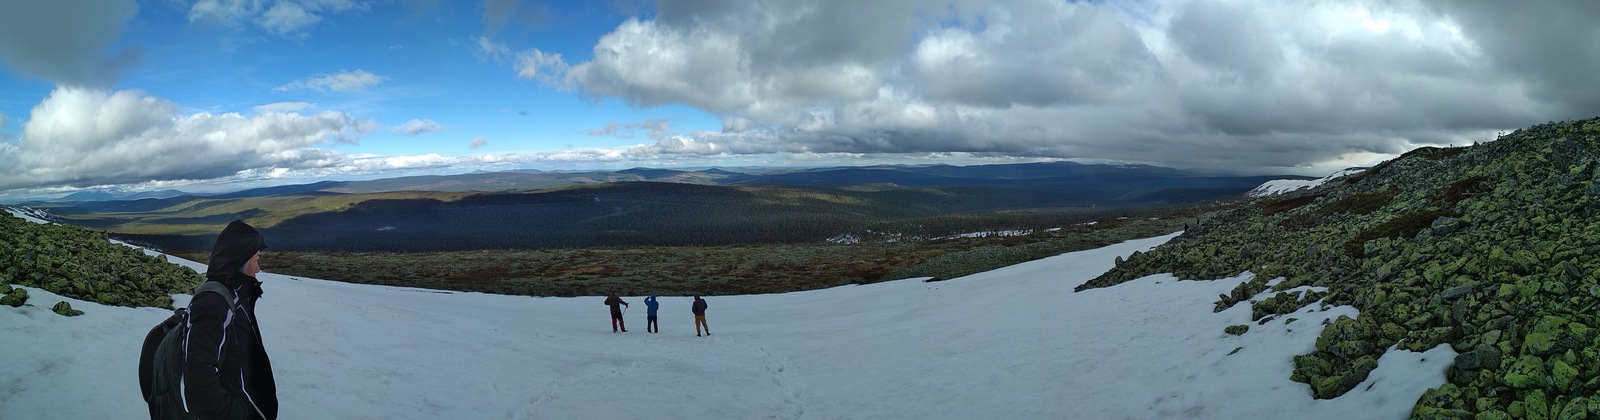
(139, 281, 235, 419)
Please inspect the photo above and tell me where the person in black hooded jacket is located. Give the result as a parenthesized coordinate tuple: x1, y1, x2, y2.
(184, 220, 278, 419)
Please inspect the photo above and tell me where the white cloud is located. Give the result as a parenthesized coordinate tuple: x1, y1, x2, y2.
(0, 0, 141, 87)
(582, 119, 673, 140)
(253, 101, 314, 113)
(188, 0, 366, 34)
(909, 2, 1162, 108)
(567, 18, 861, 116)
(559, 0, 1590, 174)
(277, 69, 385, 92)
(583, 122, 621, 137)
(476, 36, 569, 88)
(392, 119, 444, 135)
(260, 2, 321, 34)
(513, 49, 569, 86)
(0, 87, 374, 190)
(475, 36, 512, 62)
(469, 135, 488, 149)
(188, 0, 259, 25)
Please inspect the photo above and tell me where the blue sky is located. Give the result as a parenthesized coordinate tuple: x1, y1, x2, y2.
(0, 1, 1595, 200)
(3, 1, 723, 167)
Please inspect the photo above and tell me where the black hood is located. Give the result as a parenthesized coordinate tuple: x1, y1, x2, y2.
(207, 220, 267, 280)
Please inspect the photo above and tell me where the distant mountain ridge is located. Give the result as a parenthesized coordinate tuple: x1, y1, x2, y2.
(30, 161, 1289, 252)
(58, 189, 188, 202)
(33, 161, 1296, 205)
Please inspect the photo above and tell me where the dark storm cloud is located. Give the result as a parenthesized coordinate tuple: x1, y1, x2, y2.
(0, 0, 142, 88)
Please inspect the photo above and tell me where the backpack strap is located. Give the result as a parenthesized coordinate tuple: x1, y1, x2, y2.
(193, 281, 237, 310)
(190, 281, 238, 330)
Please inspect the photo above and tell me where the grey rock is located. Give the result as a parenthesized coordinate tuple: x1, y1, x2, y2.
(1442, 284, 1475, 300)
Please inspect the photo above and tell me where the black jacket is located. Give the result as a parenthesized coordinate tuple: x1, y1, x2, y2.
(692, 298, 707, 316)
(604, 295, 628, 316)
(185, 221, 278, 420)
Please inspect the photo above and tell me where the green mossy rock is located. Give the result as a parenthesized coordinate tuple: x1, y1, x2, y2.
(1551, 360, 1578, 391)
(1475, 410, 1510, 420)
(1225, 325, 1249, 335)
(1315, 375, 1346, 399)
(1074, 117, 1600, 414)
(1522, 389, 1550, 420)
(1556, 397, 1587, 420)
(0, 288, 26, 307)
(1504, 355, 1548, 389)
(50, 301, 83, 317)
(1292, 354, 1332, 383)
(0, 212, 203, 308)
(1413, 384, 1473, 419)
(1524, 332, 1557, 356)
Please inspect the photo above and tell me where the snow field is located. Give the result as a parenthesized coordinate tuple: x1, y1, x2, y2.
(0, 233, 1453, 419)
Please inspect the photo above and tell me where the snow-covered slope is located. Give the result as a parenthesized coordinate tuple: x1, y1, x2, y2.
(0, 233, 1451, 419)
(3, 206, 55, 224)
(1248, 168, 1367, 197)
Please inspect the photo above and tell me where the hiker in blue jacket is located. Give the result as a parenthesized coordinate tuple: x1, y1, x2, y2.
(644, 294, 660, 333)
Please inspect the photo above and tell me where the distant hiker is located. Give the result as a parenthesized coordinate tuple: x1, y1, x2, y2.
(644, 293, 660, 333)
(143, 220, 278, 419)
(605, 292, 629, 332)
(692, 295, 710, 337)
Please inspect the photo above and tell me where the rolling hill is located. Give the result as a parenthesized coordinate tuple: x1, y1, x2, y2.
(29, 161, 1287, 252)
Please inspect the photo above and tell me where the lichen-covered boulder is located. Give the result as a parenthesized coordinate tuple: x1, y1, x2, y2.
(1224, 325, 1249, 335)
(1550, 359, 1578, 391)
(1076, 117, 1600, 414)
(1555, 397, 1587, 420)
(0, 288, 26, 307)
(1413, 383, 1473, 419)
(1503, 355, 1548, 389)
(51, 301, 83, 317)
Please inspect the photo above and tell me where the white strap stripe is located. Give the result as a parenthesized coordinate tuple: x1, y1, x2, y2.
(241, 370, 267, 418)
(181, 290, 235, 414)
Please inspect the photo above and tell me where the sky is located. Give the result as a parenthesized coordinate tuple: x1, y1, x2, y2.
(0, 221, 1457, 418)
(0, 0, 1596, 198)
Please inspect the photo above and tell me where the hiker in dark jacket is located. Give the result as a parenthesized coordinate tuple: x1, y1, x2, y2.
(185, 220, 278, 419)
(644, 294, 660, 333)
(605, 292, 629, 332)
(692, 296, 710, 337)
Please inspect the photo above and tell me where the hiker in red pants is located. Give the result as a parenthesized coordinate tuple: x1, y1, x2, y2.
(604, 292, 629, 332)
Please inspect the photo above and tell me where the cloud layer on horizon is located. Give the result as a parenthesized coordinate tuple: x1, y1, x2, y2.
(4, 0, 1600, 195)
(0, 88, 370, 190)
(559, 0, 1592, 172)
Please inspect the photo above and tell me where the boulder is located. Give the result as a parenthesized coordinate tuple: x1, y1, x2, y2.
(1442, 284, 1475, 300)
(1503, 355, 1548, 389)
(0, 288, 26, 307)
(1552, 359, 1578, 391)
(51, 301, 83, 317)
